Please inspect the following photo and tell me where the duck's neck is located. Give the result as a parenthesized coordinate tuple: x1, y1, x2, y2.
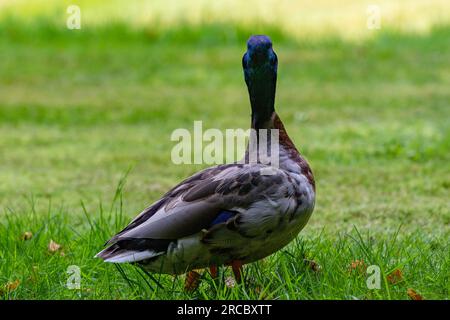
(247, 112, 315, 190)
(244, 62, 314, 187)
(249, 111, 300, 155)
(243, 55, 314, 189)
(245, 59, 277, 130)
(245, 67, 298, 158)
(248, 86, 276, 131)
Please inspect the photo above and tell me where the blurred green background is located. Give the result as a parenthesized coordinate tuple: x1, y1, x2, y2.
(0, 0, 449, 235)
(0, 0, 449, 301)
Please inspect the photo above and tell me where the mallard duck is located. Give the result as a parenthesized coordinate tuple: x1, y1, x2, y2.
(96, 35, 315, 283)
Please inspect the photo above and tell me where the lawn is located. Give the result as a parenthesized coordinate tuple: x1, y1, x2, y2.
(0, 2, 449, 299)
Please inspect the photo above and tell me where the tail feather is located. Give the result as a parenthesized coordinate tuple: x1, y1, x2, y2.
(96, 247, 161, 263)
(95, 238, 173, 263)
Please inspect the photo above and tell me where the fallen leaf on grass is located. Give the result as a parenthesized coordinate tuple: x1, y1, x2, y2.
(184, 270, 201, 292)
(349, 259, 367, 274)
(303, 259, 321, 272)
(48, 239, 61, 253)
(21, 231, 33, 240)
(6, 280, 20, 291)
(387, 269, 403, 284)
(407, 288, 424, 300)
(48, 240, 65, 256)
(0, 280, 20, 296)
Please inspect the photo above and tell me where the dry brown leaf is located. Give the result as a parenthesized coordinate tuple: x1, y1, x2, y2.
(6, 280, 20, 291)
(304, 259, 321, 272)
(387, 269, 403, 284)
(48, 240, 62, 253)
(21, 231, 33, 240)
(1, 279, 20, 295)
(349, 259, 367, 274)
(184, 270, 201, 292)
(407, 288, 424, 300)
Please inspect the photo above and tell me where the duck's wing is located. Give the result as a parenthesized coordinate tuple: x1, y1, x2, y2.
(96, 163, 291, 263)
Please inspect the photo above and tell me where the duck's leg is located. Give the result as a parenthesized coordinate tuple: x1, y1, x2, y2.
(209, 265, 218, 279)
(231, 260, 243, 282)
(184, 270, 201, 292)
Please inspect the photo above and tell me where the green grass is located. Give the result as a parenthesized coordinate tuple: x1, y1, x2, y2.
(0, 198, 448, 300)
(0, 19, 449, 299)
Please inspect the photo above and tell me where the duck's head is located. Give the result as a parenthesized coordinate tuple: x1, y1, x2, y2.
(242, 35, 278, 129)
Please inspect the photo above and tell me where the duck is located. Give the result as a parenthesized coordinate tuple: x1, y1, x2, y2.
(96, 35, 315, 284)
